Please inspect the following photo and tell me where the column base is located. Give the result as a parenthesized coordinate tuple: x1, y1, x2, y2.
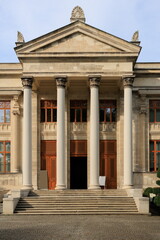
(88, 185, 100, 190)
(122, 185, 134, 189)
(22, 185, 33, 191)
(55, 185, 66, 190)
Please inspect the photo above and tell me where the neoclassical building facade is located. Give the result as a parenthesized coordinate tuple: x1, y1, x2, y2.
(0, 7, 160, 191)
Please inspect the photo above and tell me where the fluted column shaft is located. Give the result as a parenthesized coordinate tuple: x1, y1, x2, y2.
(21, 77, 33, 190)
(123, 76, 135, 188)
(89, 76, 101, 189)
(56, 77, 67, 190)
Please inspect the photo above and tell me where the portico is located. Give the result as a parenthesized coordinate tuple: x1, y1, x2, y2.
(1, 6, 159, 192)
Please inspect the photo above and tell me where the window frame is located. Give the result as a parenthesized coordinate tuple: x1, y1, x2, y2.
(150, 140, 160, 172)
(0, 141, 11, 173)
(70, 100, 87, 123)
(0, 101, 11, 124)
(99, 100, 117, 123)
(149, 100, 160, 123)
(40, 100, 57, 123)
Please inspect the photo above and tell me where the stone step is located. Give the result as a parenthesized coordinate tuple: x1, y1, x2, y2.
(14, 209, 139, 215)
(15, 190, 139, 215)
(15, 212, 140, 215)
(18, 202, 135, 207)
(29, 190, 127, 196)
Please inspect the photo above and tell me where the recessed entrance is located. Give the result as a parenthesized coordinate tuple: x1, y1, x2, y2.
(70, 140, 87, 189)
(70, 157, 87, 189)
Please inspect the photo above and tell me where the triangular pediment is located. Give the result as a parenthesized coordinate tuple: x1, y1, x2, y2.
(34, 32, 123, 53)
(15, 21, 141, 58)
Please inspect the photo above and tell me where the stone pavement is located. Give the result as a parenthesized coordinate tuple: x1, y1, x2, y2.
(0, 215, 159, 240)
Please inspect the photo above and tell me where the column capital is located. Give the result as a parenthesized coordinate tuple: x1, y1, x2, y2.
(122, 75, 135, 87)
(56, 76, 67, 88)
(21, 76, 33, 88)
(89, 76, 101, 87)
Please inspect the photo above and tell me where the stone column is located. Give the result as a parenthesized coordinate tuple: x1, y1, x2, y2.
(56, 77, 67, 190)
(11, 95, 20, 173)
(21, 77, 33, 190)
(89, 76, 101, 189)
(123, 75, 135, 188)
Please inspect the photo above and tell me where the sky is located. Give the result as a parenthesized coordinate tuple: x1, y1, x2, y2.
(0, 0, 160, 63)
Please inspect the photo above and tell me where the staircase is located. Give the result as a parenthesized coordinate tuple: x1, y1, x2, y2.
(14, 189, 139, 215)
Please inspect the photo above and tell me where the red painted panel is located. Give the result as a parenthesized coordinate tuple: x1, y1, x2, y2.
(100, 140, 117, 189)
(70, 140, 87, 157)
(41, 141, 56, 190)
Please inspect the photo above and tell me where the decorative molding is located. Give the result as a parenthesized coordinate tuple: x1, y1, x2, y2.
(89, 76, 101, 88)
(21, 77, 33, 88)
(12, 95, 20, 115)
(56, 77, 67, 88)
(70, 6, 86, 23)
(122, 75, 135, 87)
(139, 94, 147, 114)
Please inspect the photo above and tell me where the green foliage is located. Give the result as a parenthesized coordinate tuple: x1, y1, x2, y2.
(157, 168, 160, 179)
(152, 187, 160, 195)
(156, 180, 160, 186)
(143, 187, 153, 197)
(153, 195, 160, 207)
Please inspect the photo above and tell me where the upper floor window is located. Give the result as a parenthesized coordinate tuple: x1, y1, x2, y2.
(0, 101, 10, 123)
(70, 100, 87, 122)
(150, 140, 160, 172)
(0, 141, 10, 173)
(100, 100, 116, 123)
(149, 100, 160, 123)
(41, 100, 57, 123)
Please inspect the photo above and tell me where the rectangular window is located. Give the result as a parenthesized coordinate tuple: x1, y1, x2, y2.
(150, 140, 160, 172)
(40, 100, 57, 123)
(99, 100, 116, 123)
(149, 100, 160, 123)
(70, 100, 87, 122)
(0, 101, 10, 123)
(0, 141, 10, 173)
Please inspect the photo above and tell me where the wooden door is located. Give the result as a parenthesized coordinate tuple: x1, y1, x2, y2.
(100, 140, 117, 189)
(41, 141, 56, 190)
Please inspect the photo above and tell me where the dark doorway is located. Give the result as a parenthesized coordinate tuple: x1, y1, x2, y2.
(70, 157, 87, 189)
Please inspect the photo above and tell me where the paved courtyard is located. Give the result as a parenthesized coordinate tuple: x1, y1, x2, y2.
(0, 215, 159, 240)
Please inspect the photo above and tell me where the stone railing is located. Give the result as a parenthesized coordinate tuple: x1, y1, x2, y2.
(40, 123, 57, 139)
(70, 122, 87, 133)
(149, 123, 160, 133)
(40, 123, 57, 132)
(99, 123, 116, 132)
(0, 124, 11, 132)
